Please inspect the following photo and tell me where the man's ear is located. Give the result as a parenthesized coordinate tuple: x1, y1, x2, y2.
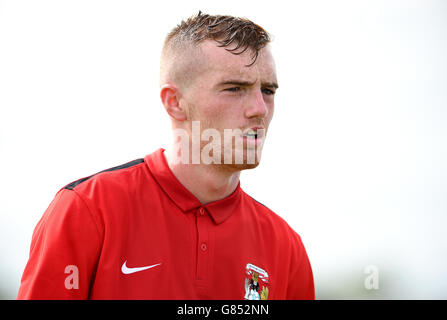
(160, 84, 187, 122)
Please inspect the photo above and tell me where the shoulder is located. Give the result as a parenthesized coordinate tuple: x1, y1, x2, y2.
(241, 190, 303, 246)
(58, 157, 149, 219)
(63, 158, 146, 193)
(53, 157, 149, 229)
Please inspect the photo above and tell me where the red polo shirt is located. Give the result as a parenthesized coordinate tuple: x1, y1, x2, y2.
(17, 148, 314, 300)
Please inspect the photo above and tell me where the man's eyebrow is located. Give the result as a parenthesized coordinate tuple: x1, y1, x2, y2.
(262, 81, 279, 89)
(218, 80, 279, 89)
(218, 80, 256, 87)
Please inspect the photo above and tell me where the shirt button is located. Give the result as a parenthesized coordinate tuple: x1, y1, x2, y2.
(198, 208, 205, 216)
(200, 242, 208, 252)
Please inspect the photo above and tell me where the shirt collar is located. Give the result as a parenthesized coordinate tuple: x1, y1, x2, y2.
(145, 148, 241, 225)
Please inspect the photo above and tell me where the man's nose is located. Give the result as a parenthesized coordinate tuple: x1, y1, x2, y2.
(244, 89, 268, 119)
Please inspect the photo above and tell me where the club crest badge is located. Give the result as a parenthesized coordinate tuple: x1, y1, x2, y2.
(244, 263, 269, 300)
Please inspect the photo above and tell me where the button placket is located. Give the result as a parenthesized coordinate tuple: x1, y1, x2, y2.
(196, 207, 209, 281)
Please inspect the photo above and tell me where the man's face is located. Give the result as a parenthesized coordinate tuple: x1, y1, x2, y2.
(179, 40, 278, 170)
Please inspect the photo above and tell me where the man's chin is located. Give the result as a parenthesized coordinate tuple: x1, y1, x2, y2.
(219, 152, 262, 171)
(197, 145, 264, 170)
(220, 147, 263, 171)
(224, 161, 260, 171)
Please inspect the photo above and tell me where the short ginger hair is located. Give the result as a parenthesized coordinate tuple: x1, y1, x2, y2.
(160, 11, 271, 88)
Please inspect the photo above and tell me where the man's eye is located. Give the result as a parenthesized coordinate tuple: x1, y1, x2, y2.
(225, 87, 241, 92)
(262, 88, 275, 95)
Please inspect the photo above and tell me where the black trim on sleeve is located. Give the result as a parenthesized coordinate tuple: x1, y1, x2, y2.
(248, 195, 270, 210)
(64, 158, 144, 190)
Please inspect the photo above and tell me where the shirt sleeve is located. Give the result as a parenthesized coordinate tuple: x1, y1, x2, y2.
(287, 232, 315, 300)
(17, 188, 103, 299)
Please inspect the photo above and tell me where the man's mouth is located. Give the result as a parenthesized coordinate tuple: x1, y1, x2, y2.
(242, 127, 265, 140)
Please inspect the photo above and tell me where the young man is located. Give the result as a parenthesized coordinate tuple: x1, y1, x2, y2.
(17, 12, 315, 300)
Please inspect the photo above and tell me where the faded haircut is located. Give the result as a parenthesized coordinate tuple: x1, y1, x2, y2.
(164, 11, 271, 66)
(160, 11, 272, 87)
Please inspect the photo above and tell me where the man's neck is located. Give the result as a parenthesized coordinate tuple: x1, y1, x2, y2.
(163, 147, 240, 205)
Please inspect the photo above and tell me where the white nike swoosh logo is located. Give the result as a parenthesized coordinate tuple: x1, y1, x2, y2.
(121, 260, 162, 275)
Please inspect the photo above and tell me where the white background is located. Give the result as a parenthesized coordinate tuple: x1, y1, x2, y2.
(0, 0, 446, 299)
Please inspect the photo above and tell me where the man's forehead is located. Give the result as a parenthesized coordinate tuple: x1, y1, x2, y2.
(199, 40, 277, 81)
